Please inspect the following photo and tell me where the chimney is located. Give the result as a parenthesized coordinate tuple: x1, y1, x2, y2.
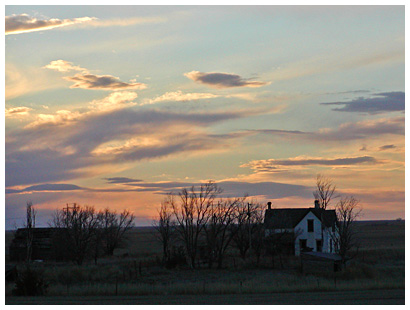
(314, 199, 320, 209)
(267, 202, 272, 210)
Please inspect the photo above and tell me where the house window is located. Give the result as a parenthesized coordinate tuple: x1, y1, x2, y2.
(316, 239, 322, 252)
(307, 219, 314, 232)
(299, 239, 307, 251)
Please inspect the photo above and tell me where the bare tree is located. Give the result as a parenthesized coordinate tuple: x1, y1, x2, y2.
(25, 201, 36, 264)
(100, 208, 135, 256)
(171, 181, 222, 269)
(313, 174, 337, 209)
(154, 199, 174, 265)
(204, 198, 243, 268)
(331, 196, 362, 266)
(231, 200, 263, 260)
(249, 203, 265, 265)
(264, 210, 302, 269)
(52, 204, 101, 265)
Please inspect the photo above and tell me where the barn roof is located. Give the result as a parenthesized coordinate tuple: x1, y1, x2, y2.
(264, 208, 337, 229)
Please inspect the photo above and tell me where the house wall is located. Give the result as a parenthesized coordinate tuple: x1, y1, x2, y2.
(294, 211, 323, 256)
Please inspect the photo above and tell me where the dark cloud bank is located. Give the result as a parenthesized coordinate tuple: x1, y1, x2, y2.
(321, 91, 404, 113)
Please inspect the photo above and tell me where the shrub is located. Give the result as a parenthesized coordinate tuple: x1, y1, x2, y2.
(13, 266, 48, 296)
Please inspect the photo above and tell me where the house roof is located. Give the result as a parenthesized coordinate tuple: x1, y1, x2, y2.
(264, 208, 336, 229)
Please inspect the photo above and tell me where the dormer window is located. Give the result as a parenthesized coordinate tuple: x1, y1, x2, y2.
(307, 219, 314, 232)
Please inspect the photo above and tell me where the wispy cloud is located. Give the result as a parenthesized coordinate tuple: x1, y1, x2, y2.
(5, 14, 96, 35)
(43, 60, 88, 73)
(64, 74, 147, 90)
(104, 177, 143, 184)
(242, 156, 380, 173)
(5, 106, 32, 118)
(6, 183, 84, 194)
(145, 90, 220, 105)
(320, 91, 405, 113)
(86, 16, 167, 28)
(379, 144, 396, 151)
(44, 60, 147, 91)
(254, 116, 404, 142)
(184, 71, 270, 89)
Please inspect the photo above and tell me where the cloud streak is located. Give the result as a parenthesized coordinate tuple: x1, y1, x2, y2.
(5, 107, 32, 118)
(185, 71, 270, 88)
(43, 60, 88, 73)
(242, 156, 380, 173)
(6, 14, 96, 35)
(64, 74, 147, 90)
(254, 116, 404, 142)
(320, 92, 405, 113)
(145, 90, 220, 104)
(44, 60, 147, 91)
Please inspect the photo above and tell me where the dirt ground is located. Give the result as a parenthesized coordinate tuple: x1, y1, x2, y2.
(5, 289, 405, 305)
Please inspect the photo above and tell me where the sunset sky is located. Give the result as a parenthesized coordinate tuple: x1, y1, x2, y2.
(5, 5, 405, 229)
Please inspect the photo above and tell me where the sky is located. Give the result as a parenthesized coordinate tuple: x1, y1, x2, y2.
(4, 5, 405, 229)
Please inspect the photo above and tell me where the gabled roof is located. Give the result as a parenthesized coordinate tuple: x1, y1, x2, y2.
(264, 208, 336, 229)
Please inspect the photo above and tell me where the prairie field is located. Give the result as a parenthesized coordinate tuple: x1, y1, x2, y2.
(5, 220, 405, 304)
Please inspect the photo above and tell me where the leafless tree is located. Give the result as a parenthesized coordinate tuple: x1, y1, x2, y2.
(204, 198, 243, 268)
(154, 199, 175, 264)
(100, 208, 135, 256)
(331, 196, 362, 266)
(231, 200, 263, 260)
(171, 181, 222, 269)
(313, 174, 337, 209)
(249, 203, 265, 265)
(52, 204, 101, 265)
(264, 210, 302, 269)
(25, 201, 36, 264)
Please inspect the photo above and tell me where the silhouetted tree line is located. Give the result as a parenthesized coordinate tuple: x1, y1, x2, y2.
(52, 204, 135, 265)
(154, 181, 292, 269)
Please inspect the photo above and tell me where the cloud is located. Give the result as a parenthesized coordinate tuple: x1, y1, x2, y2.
(90, 91, 139, 111)
(6, 106, 259, 187)
(43, 60, 88, 73)
(44, 60, 146, 91)
(184, 71, 270, 88)
(106, 180, 311, 199)
(5, 14, 96, 35)
(379, 144, 396, 151)
(64, 74, 147, 90)
(320, 92, 405, 113)
(5, 107, 32, 118)
(242, 156, 380, 173)
(6, 183, 84, 194)
(255, 116, 404, 142)
(145, 90, 220, 105)
(86, 16, 167, 28)
(25, 110, 82, 129)
(104, 177, 143, 184)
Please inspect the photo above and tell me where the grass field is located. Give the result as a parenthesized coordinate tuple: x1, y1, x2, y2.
(5, 220, 405, 304)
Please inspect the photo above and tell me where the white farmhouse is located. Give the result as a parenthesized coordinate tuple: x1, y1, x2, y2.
(264, 200, 338, 256)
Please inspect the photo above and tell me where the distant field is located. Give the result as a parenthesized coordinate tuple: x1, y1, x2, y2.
(5, 220, 405, 259)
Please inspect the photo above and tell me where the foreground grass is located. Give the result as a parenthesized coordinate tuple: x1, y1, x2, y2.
(5, 262, 404, 297)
